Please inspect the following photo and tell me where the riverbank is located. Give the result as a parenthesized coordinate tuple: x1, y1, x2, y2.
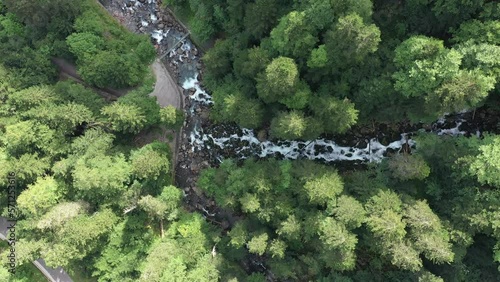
(99, 0, 500, 227)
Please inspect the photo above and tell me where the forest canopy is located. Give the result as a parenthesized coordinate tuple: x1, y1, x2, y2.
(167, 0, 500, 138)
(0, 0, 499, 281)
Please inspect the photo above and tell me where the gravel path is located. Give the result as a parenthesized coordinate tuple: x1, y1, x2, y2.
(150, 59, 182, 109)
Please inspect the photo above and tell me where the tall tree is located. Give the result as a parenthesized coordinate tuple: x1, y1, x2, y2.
(3, 0, 82, 37)
(309, 96, 358, 134)
(270, 111, 322, 140)
(325, 13, 381, 71)
(466, 136, 500, 187)
(130, 143, 170, 180)
(270, 11, 318, 61)
(17, 176, 61, 217)
(256, 56, 299, 104)
(101, 103, 147, 134)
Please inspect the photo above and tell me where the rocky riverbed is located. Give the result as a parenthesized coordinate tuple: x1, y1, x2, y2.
(103, 0, 500, 211)
(100, 0, 236, 231)
(99, 0, 500, 220)
(101, 0, 500, 277)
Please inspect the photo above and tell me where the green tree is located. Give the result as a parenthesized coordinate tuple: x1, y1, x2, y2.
(0, 153, 50, 186)
(269, 239, 287, 259)
(160, 105, 185, 130)
(325, 13, 381, 71)
(456, 42, 500, 79)
(17, 176, 61, 216)
(393, 36, 461, 98)
(451, 20, 500, 44)
(7, 85, 59, 111)
(139, 195, 168, 237)
(317, 216, 357, 252)
(431, 0, 485, 29)
(405, 200, 454, 264)
(186, 254, 220, 282)
(307, 45, 328, 69)
(42, 208, 119, 268)
(79, 50, 144, 88)
(189, 2, 215, 43)
(36, 201, 89, 230)
(247, 232, 268, 256)
(22, 102, 93, 133)
(53, 81, 106, 115)
(270, 111, 322, 140)
(66, 32, 105, 60)
(330, 195, 366, 229)
(467, 136, 500, 187)
(228, 222, 248, 248)
(137, 186, 182, 237)
(1, 120, 61, 156)
(101, 103, 147, 134)
(387, 154, 431, 181)
(238, 46, 271, 79)
(309, 96, 358, 134)
(277, 214, 301, 241)
(72, 154, 132, 203)
(270, 11, 317, 61)
(256, 56, 299, 104)
(303, 171, 344, 206)
(92, 215, 155, 282)
(211, 81, 265, 128)
(426, 69, 495, 115)
(130, 144, 170, 180)
(243, 0, 281, 40)
(3, 0, 82, 37)
(201, 39, 233, 89)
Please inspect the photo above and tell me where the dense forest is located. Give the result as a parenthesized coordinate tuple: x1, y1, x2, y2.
(0, 0, 499, 281)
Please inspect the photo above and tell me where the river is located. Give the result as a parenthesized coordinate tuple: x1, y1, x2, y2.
(102, 0, 484, 168)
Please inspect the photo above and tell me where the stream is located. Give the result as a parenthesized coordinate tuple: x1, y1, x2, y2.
(100, 0, 499, 277)
(102, 0, 484, 167)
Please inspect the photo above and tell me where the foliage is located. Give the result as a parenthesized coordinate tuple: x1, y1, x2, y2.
(101, 103, 147, 134)
(130, 143, 170, 180)
(160, 105, 185, 130)
(387, 154, 431, 181)
(3, 0, 500, 281)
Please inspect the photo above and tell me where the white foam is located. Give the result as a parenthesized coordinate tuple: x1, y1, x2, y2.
(181, 75, 214, 105)
(180, 71, 424, 163)
(189, 123, 417, 163)
(436, 120, 466, 136)
(151, 29, 164, 43)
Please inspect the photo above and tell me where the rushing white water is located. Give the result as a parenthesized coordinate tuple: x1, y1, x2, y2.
(135, 0, 470, 164)
(151, 29, 165, 43)
(180, 74, 433, 163)
(182, 75, 214, 106)
(189, 123, 416, 162)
